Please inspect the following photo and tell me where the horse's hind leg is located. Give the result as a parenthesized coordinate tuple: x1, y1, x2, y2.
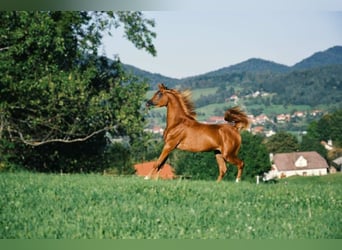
(222, 152, 244, 182)
(229, 156, 244, 182)
(215, 152, 227, 182)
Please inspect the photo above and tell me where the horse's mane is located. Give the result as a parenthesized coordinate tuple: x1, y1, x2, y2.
(167, 88, 196, 119)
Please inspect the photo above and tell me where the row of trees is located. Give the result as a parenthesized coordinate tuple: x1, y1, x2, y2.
(0, 11, 156, 172)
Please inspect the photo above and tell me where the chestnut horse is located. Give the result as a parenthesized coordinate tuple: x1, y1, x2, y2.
(146, 84, 250, 182)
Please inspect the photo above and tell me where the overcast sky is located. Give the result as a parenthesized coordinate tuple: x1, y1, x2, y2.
(101, 2, 342, 78)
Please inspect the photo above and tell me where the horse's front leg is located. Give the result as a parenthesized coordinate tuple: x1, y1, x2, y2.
(145, 143, 175, 180)
(215, 152, 227, 182)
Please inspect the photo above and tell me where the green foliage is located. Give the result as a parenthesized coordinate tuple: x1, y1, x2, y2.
(171, 150, 219, 180)
(116, 11, 157, 56)
(0, 139, 22, 171)
(306, 111, 342, 148)
(301, 110, 342, 166)
(1, 172, 341, 239)
(264, 131, 300, 153)
(103, 143, 135, 175)
(237, 132, 271, 178)
(299, 135, 326, 158)
(0, 11, 155, 172)
(316, 110, 342, 147)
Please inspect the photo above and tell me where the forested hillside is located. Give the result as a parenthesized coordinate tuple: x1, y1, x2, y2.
(261, 65, 342, 106)
(293, 46, 342, 70)
(126, 46, 342, 109)
(133, 46, 341, 138)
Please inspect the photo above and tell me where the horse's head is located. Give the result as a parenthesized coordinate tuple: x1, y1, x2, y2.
(146, 83, 169, 108)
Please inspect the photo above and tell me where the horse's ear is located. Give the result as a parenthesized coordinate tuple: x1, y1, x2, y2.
(158, 83, 167, 91)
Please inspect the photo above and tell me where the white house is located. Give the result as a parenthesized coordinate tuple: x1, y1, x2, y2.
(264, 151, 329, 180)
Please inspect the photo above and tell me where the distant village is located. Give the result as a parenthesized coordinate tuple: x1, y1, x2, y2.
(145, 90, 325, 138)
(202, 107, 324, 138)
(145, 108, 324, 138)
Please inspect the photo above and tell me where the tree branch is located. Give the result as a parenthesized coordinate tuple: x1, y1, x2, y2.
(11, 126, 114, 146)
(0, 46, 10, 52)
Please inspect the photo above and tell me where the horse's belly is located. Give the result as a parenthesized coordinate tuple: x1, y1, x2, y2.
(177, 133, 219, 152)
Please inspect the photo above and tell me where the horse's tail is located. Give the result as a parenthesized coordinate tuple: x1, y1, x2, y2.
(224, 106, 250, 131)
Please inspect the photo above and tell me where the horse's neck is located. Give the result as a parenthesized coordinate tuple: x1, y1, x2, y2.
(165, 94, 187, 128)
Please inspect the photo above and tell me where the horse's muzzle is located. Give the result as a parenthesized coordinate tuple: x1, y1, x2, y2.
(146, 100, 155, 107)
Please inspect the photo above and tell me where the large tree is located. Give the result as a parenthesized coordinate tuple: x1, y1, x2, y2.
(301, 110, 342, 165)
(264, 131, 300, 154)
(0, 11, 156, 172)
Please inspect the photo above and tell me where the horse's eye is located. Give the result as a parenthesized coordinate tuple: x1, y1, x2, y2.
(157, 92, 163, 98)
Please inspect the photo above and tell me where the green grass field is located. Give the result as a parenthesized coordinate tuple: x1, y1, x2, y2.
(1, 172, 341, 239)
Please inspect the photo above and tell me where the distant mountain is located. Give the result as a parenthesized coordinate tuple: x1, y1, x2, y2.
(204, 58, 290, 77)
(227, 58, 290, 73)
(292, 46, 342, 70)
(122, 64, 179, 89)
(192, 46, 342, 79)
(121, 45, 342, 89)
(132, 46, 341, 131)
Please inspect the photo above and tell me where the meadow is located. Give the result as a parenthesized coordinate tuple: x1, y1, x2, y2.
(0, 172, 341, 239)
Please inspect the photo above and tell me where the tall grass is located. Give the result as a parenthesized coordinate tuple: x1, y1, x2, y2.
(0, 172, 341, 239)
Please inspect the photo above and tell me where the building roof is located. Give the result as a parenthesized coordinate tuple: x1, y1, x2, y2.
(273, 151, 329, 171)
(134, 161, 175, 179)
(206, 116, 225, 124)
(333, 156, 342, 165)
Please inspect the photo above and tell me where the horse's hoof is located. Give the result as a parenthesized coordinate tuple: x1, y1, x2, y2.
(235, 178, 240, 183)
(144, 176, 150, 180)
